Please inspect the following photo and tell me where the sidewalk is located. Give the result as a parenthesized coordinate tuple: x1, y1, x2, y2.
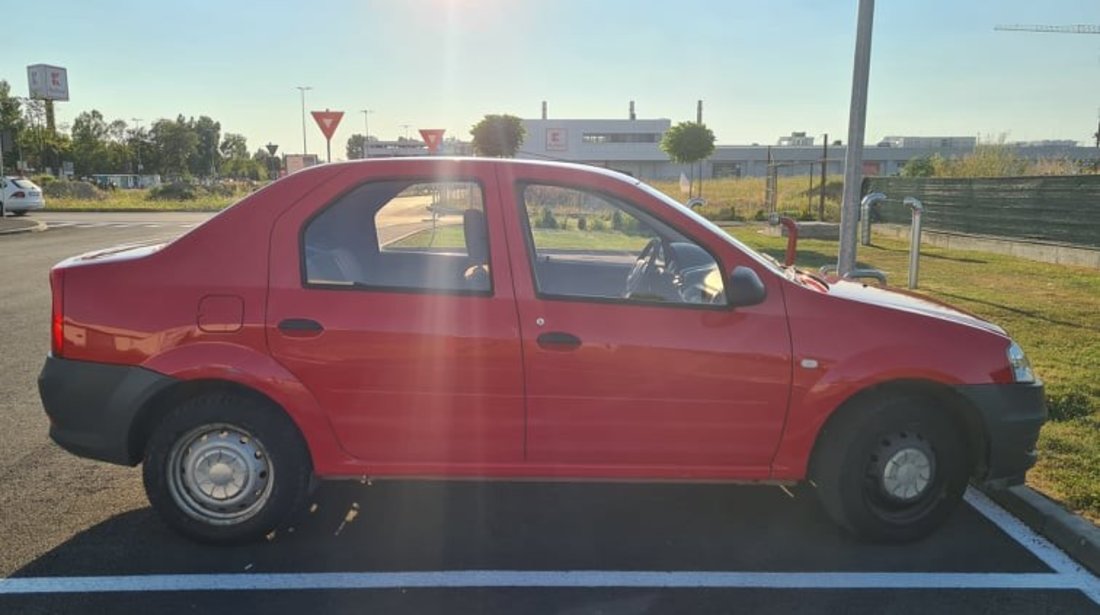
(0, 216, 46, 235)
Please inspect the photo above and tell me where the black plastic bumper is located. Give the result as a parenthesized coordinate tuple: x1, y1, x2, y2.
(38, 356, 177, 466)
(952, 381, 1047, 488)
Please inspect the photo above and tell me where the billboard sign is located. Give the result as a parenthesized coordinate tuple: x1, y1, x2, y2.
(285, 154, 320, 174)
(27, 64, 69, 101)
(545, 128, 568, 151)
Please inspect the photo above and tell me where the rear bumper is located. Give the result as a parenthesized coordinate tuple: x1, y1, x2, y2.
(953, 381, 1047, 489)
(3, 199, 45, 212)
(38, 355, 177, 466)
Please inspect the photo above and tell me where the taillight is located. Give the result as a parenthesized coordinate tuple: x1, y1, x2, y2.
(50, 268, 64, 357)
(11, 191, 26, 199)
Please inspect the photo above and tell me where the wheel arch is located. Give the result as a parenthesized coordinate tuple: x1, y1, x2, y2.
(807, 379, 988, 482)
(127, 379, 303, 465)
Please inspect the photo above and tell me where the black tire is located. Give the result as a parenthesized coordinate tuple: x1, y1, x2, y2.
(12, 210, 27, 216)
(143, 393, 313, 544)
(810, 395, 969, 543)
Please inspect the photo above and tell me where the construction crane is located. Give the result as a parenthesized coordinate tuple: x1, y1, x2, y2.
(994, 24, 1100, 35)
(995, 24, 1100, 147)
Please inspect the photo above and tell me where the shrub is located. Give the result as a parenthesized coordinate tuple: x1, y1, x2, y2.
(611, 210, 624, 230)
(148, 182, 198, 201)
(577, 216, 587, 231)
(1047, 389, 1093, 422)
(537, 207, 558, 229)
(42, 180, 106, 200)
(32, 174, 57, 187)
(591, 216, 608, 231)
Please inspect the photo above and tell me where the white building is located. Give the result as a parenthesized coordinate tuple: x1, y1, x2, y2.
(778, 132, 815, 146)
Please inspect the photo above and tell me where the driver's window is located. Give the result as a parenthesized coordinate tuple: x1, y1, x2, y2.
(519, 183, 725, 305)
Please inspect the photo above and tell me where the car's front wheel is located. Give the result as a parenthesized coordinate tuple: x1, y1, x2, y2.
(810, 395, 969, 542)
(143, 393, 312, 544)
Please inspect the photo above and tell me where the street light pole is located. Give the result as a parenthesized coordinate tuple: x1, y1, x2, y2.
(836, 0, 876, 278)
(360, 109, 374, 159)
(296, 86, 312, 155)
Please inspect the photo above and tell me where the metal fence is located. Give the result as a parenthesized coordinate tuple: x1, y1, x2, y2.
(861, 176, 1100, 249)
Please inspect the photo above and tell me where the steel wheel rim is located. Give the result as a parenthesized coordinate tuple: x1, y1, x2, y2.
(166, 423, 274, 526)
(863, 429, 939, 520)
(881, 447, 933, 501)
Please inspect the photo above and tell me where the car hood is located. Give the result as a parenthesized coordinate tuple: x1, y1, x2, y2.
(824, 278, 1006, 336)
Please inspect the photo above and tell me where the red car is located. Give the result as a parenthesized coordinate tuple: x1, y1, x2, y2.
(39, 158, 1045, 544)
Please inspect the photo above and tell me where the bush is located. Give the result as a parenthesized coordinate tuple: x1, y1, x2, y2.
(753, 209, 767, 221)
(1047, 389, 1094, 422)
(42, 180, 106, 200)
(591, 216, 608, 231)
(537, 207, 558, 229)
(32, 174, 57, 187)
(577, 216, 587, 231)
(611, 210, 624, 230)
(148, 182, 198, 201)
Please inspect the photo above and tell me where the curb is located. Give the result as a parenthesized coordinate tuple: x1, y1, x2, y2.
(0, 219, 47, 235)
(981, 485, 1100, 575)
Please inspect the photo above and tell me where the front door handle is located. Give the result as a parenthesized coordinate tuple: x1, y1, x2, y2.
(278, 318, 324, 336)
(537, 331, 582, 350)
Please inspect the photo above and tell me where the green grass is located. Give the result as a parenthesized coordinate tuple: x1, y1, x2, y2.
(729, 225, 1100, 521)
(648, 176, 844, 222)
(44, 188, 244, 212)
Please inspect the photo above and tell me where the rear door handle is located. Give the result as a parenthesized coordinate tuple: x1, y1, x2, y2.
(537, 331, 582, 350)
(278, 318, 324, 336)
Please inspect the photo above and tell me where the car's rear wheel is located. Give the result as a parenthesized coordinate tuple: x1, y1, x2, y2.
(143, 394, 312, 544)
(810, 395, 969, 543)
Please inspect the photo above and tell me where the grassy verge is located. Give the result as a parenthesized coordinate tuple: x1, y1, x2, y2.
(728, 226, 1100, 522)
(648, 176, 844, 222)
(45, 189, 238, 212)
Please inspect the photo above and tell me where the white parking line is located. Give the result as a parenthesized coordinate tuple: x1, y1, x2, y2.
(0, 571, 1083, 595)
(965, 488, 1100, 604)
(1, 488, 1095, 601)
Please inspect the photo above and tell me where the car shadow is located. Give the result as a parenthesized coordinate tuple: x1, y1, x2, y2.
(11, 481, 1048, 579)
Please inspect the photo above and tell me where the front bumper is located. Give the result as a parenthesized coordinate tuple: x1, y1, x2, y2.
(38, 355, 177, 466)
(953, 381, 1047, 488)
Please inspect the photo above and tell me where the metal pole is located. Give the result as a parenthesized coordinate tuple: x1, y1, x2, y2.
(819, 133, 828, 220)
(860, 192, 886, 246)
(360, 109, 373, 159)
(904, 197, 924, 289)
(808, 163, 814, 213)
(296, 86, 312, 155)
(836, 0, 876, 277)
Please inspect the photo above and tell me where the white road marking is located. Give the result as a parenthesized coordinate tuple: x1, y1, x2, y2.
(966, 487, 1100, 604)
(0, 571, 1084, 595)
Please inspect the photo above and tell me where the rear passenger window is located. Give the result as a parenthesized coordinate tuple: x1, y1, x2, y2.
(303, 180, 491, 293)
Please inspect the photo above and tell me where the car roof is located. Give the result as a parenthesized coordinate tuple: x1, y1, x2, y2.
(320, 157, 643, 186)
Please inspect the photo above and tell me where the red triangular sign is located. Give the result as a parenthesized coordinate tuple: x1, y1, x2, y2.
(419, 129, 446, 154)
(311, 110, 344, 140)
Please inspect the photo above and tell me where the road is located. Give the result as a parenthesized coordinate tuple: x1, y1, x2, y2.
(0, 213, 1097, 614)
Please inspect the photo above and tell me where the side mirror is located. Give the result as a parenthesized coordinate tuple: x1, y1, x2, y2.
(728, 266, 767, 308)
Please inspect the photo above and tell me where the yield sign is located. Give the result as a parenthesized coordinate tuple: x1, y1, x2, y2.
(419, 129, 446, 154)
(311, 110, 344, 141)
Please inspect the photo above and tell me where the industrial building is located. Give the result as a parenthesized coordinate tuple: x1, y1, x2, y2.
(515, 116, 1100, 181)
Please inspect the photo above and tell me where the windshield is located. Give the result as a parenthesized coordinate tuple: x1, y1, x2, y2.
(10, 178, 35, 189)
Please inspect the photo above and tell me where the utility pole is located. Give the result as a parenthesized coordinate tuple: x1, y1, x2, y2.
(360, 109, 374, 159)
(131, 118, 144, 176)
(296, 86, 312, 155)
(819, 133, 828, 220)
(400, 124, 412, 141)
(837, 0, 876, 278)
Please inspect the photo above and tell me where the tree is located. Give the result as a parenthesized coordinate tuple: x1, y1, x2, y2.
(900, 155, 936, 177)
(71, 110, 110, 175)
(151, 116, 198, 177)
(660, 121, 715, 197)
(470, 114, 525, 157)
(190, 116, 221, 177)
(219, 133, 249, 160)
(0, 80, 24, 172)
(346, 133, 368, 160)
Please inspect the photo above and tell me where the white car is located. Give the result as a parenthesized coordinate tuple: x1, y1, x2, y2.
(1, 176, 46, 215)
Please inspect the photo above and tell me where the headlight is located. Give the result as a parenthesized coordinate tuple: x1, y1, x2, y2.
(1007, 341, 1034, 383)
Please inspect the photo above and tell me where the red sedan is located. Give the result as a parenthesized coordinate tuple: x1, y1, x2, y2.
(39, 158, 1045, 544)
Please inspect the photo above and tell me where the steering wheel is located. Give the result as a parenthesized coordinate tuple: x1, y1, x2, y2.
(623, 238, 665, 299)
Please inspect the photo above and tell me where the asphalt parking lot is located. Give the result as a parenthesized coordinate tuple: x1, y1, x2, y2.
(0, 213, 1097, 614)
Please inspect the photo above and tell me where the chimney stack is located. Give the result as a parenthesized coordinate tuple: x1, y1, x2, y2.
(541, 101, 547, 120)
(697, 100, 703, 124)
(629, 100, 636, 120)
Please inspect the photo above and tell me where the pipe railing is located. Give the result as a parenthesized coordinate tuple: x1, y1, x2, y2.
(904, 196, 924, 289)
(860, 192, 886, 246)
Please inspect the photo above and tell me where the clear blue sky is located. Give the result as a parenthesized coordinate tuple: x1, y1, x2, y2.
(2, 0, 1098, 158)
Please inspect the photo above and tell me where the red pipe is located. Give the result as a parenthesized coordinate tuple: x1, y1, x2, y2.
(778, 216, 798, 266)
